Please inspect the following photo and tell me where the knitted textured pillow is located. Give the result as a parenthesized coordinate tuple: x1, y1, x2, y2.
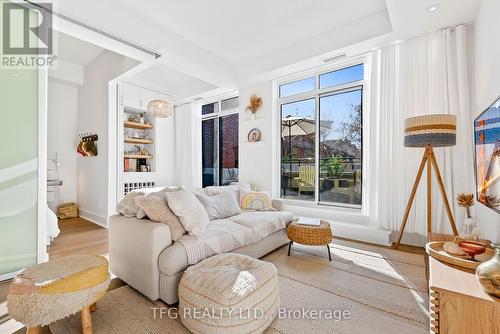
(134, 195, 186, 241)
(240, 190, 275, 211)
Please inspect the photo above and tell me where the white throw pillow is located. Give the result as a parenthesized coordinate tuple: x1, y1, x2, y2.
(196, 191, 242, 220)
(165, 189, 209, 236)
(203, 183, 251, 206)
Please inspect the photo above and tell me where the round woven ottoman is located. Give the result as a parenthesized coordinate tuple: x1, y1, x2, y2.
(178, 253, 280, 334)
(287, 219, 333, 261)
(7, 255, 110, 334)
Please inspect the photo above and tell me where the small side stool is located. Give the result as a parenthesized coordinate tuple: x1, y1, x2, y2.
(7, 255, 110, 334)
(287, 220, 333, 261)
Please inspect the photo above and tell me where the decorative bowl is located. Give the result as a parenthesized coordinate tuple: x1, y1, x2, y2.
(458, 241, 486, 261)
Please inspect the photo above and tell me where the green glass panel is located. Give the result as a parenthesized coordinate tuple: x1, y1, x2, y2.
(0, 0, 39, 275)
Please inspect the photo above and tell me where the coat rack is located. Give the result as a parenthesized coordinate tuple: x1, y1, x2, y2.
(77, 131, 98, 157)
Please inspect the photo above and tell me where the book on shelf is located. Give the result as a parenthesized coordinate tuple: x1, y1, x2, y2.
(124, 157, 149, 172)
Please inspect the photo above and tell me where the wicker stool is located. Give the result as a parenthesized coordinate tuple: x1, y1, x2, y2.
(287, 220, 333, 261)
(7, 255, 110, 334)
(178, 253, 280, 334)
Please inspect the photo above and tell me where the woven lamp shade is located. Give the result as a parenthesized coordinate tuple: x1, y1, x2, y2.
(147, 99, 173, 118)
(404, 114, 456, 147)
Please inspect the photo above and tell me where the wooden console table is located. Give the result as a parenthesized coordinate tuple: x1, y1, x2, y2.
(428, 256, 500, 333)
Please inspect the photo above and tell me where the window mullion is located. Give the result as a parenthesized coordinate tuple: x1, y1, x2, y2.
(314, 94, 320, 204)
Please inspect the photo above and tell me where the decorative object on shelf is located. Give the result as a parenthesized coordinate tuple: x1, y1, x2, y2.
(458, 241, 486, 261)
(476, 243, 500, 298)
(139, 113, 145, 124)
(393, 114, 459, 249)
(474, 95, 500, 214)
(443, 237, 467, 256)
(426, 240, 495, 270)
(457, 192, 479, 240)
(76, 132, 98, 157)
(128, 113, 140, 123)
(245, 94, 263, 120)
(125, 144, 151, 157)
(457, 192, 474, 217)
(247, 128, 261, 142)
(147, 99, 173, 118)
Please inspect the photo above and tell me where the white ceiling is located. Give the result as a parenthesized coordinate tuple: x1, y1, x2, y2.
(54, 31, 103, 66)
(130, 64, 216, 99)
(116, 0, 388, 65)
(385, 0, 480, 36)
(54, 0, 483, 101)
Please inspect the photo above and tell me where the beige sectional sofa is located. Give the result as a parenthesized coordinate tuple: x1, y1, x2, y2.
(109, 189, 293, 305)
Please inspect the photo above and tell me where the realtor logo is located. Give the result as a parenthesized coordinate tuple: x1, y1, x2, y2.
(2, 2, 52, 54)
(1, 1, 56, 68)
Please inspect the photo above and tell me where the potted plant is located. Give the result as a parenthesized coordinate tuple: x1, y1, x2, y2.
(326, 155, 345, 178)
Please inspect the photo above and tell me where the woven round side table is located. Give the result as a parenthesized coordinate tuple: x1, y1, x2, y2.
(287, 220, 333, 261)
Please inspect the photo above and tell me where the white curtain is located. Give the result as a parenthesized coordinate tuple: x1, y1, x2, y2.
(174, 103, 202, 189)
(371, 25, 474, 236)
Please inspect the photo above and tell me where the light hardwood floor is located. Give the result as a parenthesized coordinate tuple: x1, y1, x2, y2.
(1, 218, 424, 334)
(48, 217, 108, 259)
(1, 217, 114, 334)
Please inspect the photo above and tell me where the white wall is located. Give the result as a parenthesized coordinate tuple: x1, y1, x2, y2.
(47, 81, 78, 207)
(77, 51, 139, 226)
(238, 82, 274, 191)
(156, 116, 177, 186)
(474, 0, 500, 242)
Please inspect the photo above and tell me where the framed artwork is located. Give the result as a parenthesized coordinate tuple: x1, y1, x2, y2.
(248, 128, 261, 142)
(474, 95, 500, 214)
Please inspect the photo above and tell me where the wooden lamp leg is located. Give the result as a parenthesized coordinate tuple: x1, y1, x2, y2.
(26, 326, 40, 334)
(81, 306, 93, 334)
(427, 147, 433, 242)
(393, 148, 428, 249)
(429, 149, 459, 236)
(394, 146, 458, 249)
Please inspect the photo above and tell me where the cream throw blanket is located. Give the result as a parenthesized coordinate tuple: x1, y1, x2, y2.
(178, 211, 293, 265)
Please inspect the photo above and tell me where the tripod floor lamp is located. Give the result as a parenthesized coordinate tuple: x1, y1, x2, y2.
(393, 114, 459, 249)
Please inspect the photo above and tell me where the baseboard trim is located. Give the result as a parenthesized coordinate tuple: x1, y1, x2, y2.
(329, 221, 391, 246)
(78, 208, 108, 228)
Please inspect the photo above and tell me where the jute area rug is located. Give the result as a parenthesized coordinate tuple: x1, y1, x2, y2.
(50, 239, 428, 334)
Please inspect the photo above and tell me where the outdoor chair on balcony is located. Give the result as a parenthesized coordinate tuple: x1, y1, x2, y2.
(297, 165, 315, 196)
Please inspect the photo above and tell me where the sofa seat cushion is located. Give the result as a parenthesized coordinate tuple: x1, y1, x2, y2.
(228, 211, 294, 239)
(160, 211, 294, 270)
(176, 219, 258, 266)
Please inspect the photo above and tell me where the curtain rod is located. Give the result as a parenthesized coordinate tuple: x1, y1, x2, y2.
(23, 0, 161, 59)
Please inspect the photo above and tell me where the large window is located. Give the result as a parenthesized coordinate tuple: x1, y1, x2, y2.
(279, 63, 364, 207)
(202, 97, 239, 187)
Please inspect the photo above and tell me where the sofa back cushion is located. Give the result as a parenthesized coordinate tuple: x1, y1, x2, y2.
(116, 186, 179, 218)
(134, 195, 186, 241)
(165, 189, 209, 236)
(195, 191, 242, 220)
